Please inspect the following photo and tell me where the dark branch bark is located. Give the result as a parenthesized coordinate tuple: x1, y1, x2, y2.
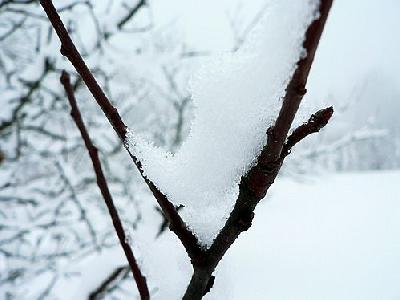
(183, 1, 334, 298)
(40, 0, 201, 261)
(41, 0, 126, 140)
(60, 71, 149, 300)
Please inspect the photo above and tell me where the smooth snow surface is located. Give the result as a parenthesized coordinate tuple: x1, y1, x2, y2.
(127, 0, 319, 246)
(55, 171, 400, 299)
(210, 171, 400, 300)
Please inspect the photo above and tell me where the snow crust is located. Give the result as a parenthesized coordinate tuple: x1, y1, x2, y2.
(127, 0, 319, 246)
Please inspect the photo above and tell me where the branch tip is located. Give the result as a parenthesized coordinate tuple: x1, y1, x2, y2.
(283, 106, 334, 158)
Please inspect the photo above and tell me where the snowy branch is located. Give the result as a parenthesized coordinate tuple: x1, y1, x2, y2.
(183, 1, 334, 298)
(41, 0, 334, 298)
(60, 71, 149, 300)
(0, 0, 157, 297)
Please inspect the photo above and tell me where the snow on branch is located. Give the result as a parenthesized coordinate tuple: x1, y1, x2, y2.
(128, 0, 331, 246)
(194, 1, 334, 298)
(41, 0, 334, 298)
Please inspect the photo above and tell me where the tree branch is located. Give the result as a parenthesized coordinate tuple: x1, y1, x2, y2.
(183, 1, 334, 298)
(281, 106, 334, 158)
(60, 71, 149, 300)
(241, 0, 334, 201)
(40, 0, 201, 260)
(42, 0, 335, 298)
(117, 0, 147, 30)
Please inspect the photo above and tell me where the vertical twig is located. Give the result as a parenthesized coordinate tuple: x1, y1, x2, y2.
(60, 71, 149, 300)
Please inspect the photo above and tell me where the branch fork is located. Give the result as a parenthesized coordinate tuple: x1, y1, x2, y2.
(41, 0, 335, 298)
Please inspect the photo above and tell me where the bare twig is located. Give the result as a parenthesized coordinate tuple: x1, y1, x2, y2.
(60, 71, 149, 300)
(0, 58, 53, 134)
(40, 0, 201, 260)
(281, 106, 334, 158)
(117, 0, 147, 30)
(88, 266, 130, 300)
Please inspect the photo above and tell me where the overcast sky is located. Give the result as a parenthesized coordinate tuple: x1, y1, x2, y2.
(151, 0, 400, 128)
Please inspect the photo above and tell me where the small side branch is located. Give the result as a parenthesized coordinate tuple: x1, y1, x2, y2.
(60, 71, 149, 300)
(281, 106, 334, 158)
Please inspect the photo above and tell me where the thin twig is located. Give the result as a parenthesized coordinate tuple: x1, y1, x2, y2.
(40, 0, 201, 260)
(117, 0, 147, 30)
(88, 266, 130, 300)
(281, 106, 334, 158)
(60, 71, 149, 300)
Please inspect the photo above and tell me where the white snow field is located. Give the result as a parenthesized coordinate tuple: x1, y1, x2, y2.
(56, 171, 400, 299)
(216, 171, 400, 300)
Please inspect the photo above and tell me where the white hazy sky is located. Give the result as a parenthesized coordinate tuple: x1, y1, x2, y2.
(152, 0, 400, 112)
(152, 0, 266, 50)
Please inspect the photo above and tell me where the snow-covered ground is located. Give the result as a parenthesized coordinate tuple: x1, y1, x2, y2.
(216, 170, 400, 300)
(56, 170, 400, 299)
